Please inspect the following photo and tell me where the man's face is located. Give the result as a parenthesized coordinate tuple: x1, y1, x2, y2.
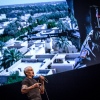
(26, 67, 34, 78)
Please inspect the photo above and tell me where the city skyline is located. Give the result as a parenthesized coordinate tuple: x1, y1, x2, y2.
(0, 0, 65, 6)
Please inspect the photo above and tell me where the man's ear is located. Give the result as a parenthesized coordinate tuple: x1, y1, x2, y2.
(26, 72, 28, 75)
(24, 71, 28, 76)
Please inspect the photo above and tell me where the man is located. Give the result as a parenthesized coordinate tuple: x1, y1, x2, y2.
(21, 66, 45, 100)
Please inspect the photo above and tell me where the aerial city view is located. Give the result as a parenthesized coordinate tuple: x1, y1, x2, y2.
(1, 0, 100, 85)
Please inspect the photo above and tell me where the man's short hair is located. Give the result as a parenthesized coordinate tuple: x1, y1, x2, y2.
(24, 66, 32, 76)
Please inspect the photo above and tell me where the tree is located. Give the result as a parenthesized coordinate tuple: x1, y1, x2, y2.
(47, 20, 56, 29)
(15, 19, 22, 29)
(3, 22, 18, 37)
(57, 19, 71, 32)
(0, 48, 23, 69)
(52, 36, 70, 53)
(0, 41, 5, 53)
(6, 71, 24, 84)
(28, 16, 33, 25)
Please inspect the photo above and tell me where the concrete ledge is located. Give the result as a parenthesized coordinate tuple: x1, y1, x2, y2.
(51, 63, 73, 73)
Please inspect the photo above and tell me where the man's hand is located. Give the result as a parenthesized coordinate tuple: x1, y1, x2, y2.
(39, 76, 45, 94)
(33, 83, 41, 88)
(39, 76, 45, 80)
(39, 76, 45, 83)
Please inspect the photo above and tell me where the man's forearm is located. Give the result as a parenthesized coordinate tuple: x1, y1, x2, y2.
(40, 82, 45, 94)
(21, 85, 35, 94)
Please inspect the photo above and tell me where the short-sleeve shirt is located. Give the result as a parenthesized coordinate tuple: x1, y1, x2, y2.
(22, 77, 42, 100)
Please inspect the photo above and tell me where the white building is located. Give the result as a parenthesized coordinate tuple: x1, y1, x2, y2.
(21, 14, 30, 21)
(3, 21, 11, 27)
(33, 24, 47, 32)
(0, 14, 6, 20)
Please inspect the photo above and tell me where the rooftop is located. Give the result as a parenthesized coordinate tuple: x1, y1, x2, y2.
(0, 38, 79, 77)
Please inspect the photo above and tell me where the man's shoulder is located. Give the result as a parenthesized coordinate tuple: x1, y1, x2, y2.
(22, 77, 29, 83)
(22, 77, 37, 82)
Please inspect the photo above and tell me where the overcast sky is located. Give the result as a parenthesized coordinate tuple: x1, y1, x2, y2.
(0, 0, 65, 6)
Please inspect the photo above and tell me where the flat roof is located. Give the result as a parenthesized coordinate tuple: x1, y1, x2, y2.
(0, 62, 42, 76)
(56, 54, 66, 59)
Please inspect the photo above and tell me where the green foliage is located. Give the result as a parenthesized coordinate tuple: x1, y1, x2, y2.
(0, 41, 5, 51)
(57, 19, 71, 32)
(55, 36, 69, 48)
(47, 20, 56, 29)
(6, 71, 24, 84)
(3, 22, 18, 36)
(0, 48, 23, 69)
(28, 16, 33, 24)
(52, 36, 70, 53)
(0, 35, 13, 42)
(36, 18, 45, 25)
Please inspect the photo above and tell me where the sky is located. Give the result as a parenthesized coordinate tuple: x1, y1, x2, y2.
(0, 0, 65, 6)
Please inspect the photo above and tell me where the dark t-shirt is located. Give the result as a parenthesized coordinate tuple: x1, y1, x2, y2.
(22, 77, 42, 100)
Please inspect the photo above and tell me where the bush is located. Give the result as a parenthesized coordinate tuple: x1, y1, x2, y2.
(6, 71, 24, 84)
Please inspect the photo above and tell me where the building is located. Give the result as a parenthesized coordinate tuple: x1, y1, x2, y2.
(0, 14, 6, 20)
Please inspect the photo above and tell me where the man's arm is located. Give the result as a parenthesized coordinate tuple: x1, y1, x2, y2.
(21, 83, 41, 94)
(39, 76, 45, 94)
(39, 81, 44, 94)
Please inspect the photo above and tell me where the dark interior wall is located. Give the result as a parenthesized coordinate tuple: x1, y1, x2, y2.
(0, 64, 100, 100)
